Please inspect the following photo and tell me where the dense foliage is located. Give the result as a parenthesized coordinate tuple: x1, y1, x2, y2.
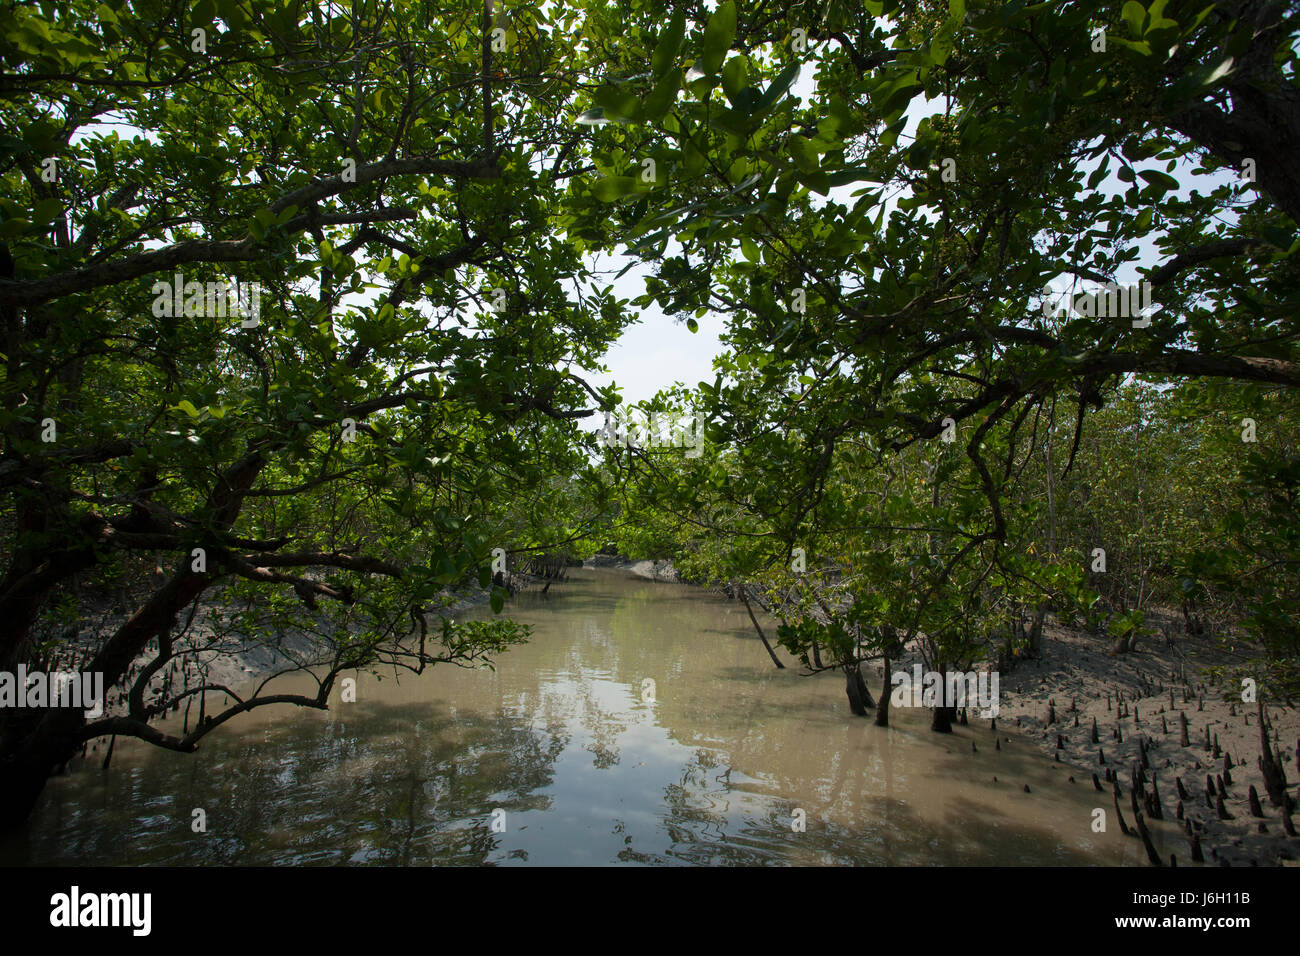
(580, 0, 1300, 710)
(0, 0, 632, 826)
(3, 0, 1298, 827)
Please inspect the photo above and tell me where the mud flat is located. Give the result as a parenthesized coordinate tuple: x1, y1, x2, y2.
(991, 621, 1299, 866)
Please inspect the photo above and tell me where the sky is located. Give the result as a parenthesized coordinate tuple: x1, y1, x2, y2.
(581, 256, 724, 403)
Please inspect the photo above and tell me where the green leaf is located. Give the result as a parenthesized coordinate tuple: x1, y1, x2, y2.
(1138, 169, 1179, 191)
(1121, 1, 1146, 37)
(1086, 156, 1110, 189)
(789, 136, 819, 172)
(1261, 226, 1296, 250)
(593, 85, 641, 123)
(652, 11, 686, 77)
(642, 68, 682, 120)
(1110, 37, 1152, 56)
(1201, 57, 1234, 87)
(877, 75, 921, 117)
(798, 170, 832, 195)
(31, 197, 62, 225)
(700, 1, 737, 75)
(193, 0, 217, 24)
(707, 107, 750, 137)
(591, 176, 641, 201)
(720, 56, 748, 108)
(930, 32, 955, 66)
(755, 62, 800, 114)
(828, 167, 875, 187)
(879, 117, 907, 148)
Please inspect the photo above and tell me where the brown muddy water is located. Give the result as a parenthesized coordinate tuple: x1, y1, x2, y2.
(2, 569, 1164, 865)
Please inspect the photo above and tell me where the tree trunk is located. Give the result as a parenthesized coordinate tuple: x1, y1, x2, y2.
(1026, 608, 1044, 657)
(845, 663, 869, 717)
(0, 760, 53, 832)
(1044, 398, 1058, 558)
(1167, 79, 1300, 227)
(854, 661, 875, 709)
(739, 586, 784, 669)
(0, 707, 85, 831)
(931, 704, 953, 733)
(931, 672, 954, 734)
(2, 544, 224, 829)
(875, 655, 890, 727)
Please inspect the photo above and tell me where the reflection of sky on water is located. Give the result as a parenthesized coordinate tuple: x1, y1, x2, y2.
(3, 570, 1155, 866)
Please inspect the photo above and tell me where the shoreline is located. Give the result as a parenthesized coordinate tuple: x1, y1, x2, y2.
(981, 622, 1299, 867)
(94, 570, 1300, 866)
(97, 584, 497, 708)
(728, 582, 1299, 867)
(584, 554, 680, 582)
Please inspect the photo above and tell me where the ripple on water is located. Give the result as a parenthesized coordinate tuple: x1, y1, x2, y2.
(3, 570, 1152, 866)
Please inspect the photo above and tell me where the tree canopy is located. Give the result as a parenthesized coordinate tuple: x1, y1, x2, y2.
(0, 0, 634, 826)
(578, 0, 1300, 706)
(3, 0, 1299, 829)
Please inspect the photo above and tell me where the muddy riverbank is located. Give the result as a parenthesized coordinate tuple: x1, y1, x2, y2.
(4, 568, 1155, 866)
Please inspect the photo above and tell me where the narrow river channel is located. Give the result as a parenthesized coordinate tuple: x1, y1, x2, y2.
(3, 568, 1155, 865)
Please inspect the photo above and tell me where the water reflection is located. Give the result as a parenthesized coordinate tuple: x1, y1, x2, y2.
(3, 569, 1157, 865)
(5, 698, 565, 866)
